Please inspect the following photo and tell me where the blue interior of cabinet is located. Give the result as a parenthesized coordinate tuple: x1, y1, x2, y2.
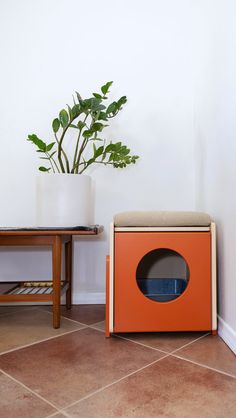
(137, 278, 187, 302)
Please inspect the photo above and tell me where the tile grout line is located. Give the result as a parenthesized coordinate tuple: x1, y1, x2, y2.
(0, 326, 88, 357)
(88, 324, 106, 333)
(88, 325, 210, 357)
(40, 312, 213, 358)
(1, 311, 228, 382)
(89, 320, 106, 327)
(37, 307, 96, 327)
(0, 306, 39, 318)
(3, 309, 233, 381)
(86, 328, 235, 381)
(106, 332, 209, 356)
(0, 307, 214, 354)
(37, 306, 106, 329)
(2, 306, 105, 329)
(45, 345, 236, 415)
(111, 333, 169, 355)
(58, 353, 170, 414)
(0, 368, 62, 413)
(0, 308, 211, 357)
(45, 409, 72, 418)
(168, 332, 210, 355)
(0, 308, 105, 358)
(2, 310, 235, 412)
(171, 353, 236, 380)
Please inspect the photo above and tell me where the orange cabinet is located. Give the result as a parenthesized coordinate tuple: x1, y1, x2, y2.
(106, 224, 217, 336)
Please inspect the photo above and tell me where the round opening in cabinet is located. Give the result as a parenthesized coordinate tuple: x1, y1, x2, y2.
(136, 248, 190, 302)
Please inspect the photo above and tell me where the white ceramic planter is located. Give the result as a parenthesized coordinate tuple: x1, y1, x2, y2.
(36, 174, 93, 227)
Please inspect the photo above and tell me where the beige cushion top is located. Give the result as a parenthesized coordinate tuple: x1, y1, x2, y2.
(114, 211, 212, 227)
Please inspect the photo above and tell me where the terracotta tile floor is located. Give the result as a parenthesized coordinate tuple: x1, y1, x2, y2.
(0, 305, 235, 418)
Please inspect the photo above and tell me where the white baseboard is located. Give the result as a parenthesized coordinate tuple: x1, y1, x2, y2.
(218, 315, 236, 355)
(72, 292, 105, 305)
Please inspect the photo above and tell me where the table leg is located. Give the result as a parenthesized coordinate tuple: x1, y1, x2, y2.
(65, 236, 72, 310)
(52, 235, 62, 329)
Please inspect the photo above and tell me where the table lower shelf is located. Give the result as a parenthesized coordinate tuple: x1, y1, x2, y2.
(0, 281, 68, 302)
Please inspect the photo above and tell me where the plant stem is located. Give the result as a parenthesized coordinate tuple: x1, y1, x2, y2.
(54, 133, 65, 173)
(57, 127, 71, 173)
(72, 113, 89, 173)
(50, 155, 60, 173)
(79, 160, 113, 174)
(45, 152, 55, 173)
(75, 136, 89, 174)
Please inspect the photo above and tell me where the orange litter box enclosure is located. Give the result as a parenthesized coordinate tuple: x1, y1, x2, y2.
(106, 211, 217, 337)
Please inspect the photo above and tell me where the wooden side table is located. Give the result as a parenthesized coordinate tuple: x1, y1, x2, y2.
(0, 226, 103, 328)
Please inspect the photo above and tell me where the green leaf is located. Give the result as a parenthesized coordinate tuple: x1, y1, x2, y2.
(52, 118, 60, 133)
(86, 157, 95, 167)
(82, 129, 93, 138)
(81, 98, 92, 110)
(69, 124, 78, 129)
(101, 81, 113, 96)
(105, 143, 116, 152)
(28, 134, 46, 151)
(94, 146, 104, 158)
(59, 109, 69, 128)
(106, 102, 117, 115)
(72, 104, 81, 118)
(93, 93, 102, 99)
(91, 98, 106, 111)
(39, 166, 50, 172)
(76, 91, 82, 102)
(80, 97, 106, 112)
(77, 121, 86, 130)
(115, 142, 122, 150)
(98, 111, 108, 121)
(95, 103, 106, 111)
(91, 122, 106, 132)
(46, 142, 55, 152)
(117, 96, 127, 109)
(106, 96, 127, 117)
(67, 105, 73, 120)
(120, 146, 130, 155)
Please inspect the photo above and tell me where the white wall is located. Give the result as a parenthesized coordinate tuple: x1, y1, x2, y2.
(0, 0, 196, 302)
(194, 1, 236, 351)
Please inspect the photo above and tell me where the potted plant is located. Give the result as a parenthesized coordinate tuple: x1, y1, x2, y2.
(27, 81, 139, 226)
